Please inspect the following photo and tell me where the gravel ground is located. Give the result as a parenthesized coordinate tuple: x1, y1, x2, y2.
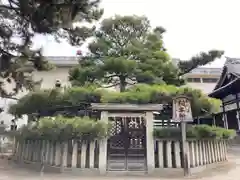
(0, 146, 240, 180)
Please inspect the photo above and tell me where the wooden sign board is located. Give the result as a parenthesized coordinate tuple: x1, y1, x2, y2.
(172, 96, 193, 122)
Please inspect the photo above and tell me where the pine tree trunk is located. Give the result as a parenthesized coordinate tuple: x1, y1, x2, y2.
(119, 76, 126, 92)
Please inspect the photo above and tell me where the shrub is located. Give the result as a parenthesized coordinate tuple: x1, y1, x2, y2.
(153, 124, 236, 140)
(9, 84, 221, 118)
(14, 116, 111, 141)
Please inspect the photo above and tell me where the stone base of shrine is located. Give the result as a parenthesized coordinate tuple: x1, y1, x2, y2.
(14, 160, 63, 173)
(152, 161, 228, 177)
(13, 159, 228, 177)
(14, 160, 101, 175)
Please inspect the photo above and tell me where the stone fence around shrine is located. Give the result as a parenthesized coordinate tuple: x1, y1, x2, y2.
(10, 103, 230, 176)
(13, 140, 101, 174)
(12, 138, 228, 175)
(154, 139, 228, 175)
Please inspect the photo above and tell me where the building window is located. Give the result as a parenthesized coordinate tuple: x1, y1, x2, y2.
(202, 78, 218, 83)
(187, 78, 201, 83)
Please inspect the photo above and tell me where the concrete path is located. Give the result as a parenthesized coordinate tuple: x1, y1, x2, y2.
(1, 146, 240, 180)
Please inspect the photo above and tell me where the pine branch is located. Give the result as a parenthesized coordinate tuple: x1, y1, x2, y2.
(0, 0, 102, 98)
(178, 50, 224, 76)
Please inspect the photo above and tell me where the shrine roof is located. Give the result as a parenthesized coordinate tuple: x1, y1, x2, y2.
(209, 57, 240, 98)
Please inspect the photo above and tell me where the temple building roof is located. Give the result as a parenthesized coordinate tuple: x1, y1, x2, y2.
(209, 57, 240, 98)
(224, 57, 240, 75)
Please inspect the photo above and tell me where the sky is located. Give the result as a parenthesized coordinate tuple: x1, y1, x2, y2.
(34, 0, 240, 68)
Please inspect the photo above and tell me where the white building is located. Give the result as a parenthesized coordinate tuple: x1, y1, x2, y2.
(33, 57, 222, 92)
(183, 67, 222, 93)
(0, 56, 223, 129)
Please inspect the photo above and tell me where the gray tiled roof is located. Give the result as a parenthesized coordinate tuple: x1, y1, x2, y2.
(224, 57, 240, 75)
(211, 57, 240, 91)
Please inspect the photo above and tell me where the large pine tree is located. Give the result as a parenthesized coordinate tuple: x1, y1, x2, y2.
(0, 0, 103, 98)
(69, 15, 224, 92)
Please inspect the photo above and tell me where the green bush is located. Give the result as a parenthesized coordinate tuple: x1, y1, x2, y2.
(14, 116, 111, 141)
(153, 124, 236, 140)
(9, 84, 221, 118)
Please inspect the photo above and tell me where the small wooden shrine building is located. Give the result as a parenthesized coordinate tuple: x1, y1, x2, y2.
(209, 57, 240, 130)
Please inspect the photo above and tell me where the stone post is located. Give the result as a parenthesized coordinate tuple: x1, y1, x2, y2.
(81, 142, 87, 168)
(174, 141, 181, 168)
(25, 140, 29, 160)
(198, 141, 203, 165)
(29, 140, 33, 161)
(45, 140, 50, 164)
(145, 111, 155, 173)
(32, 140, 36, 162)
(189, 141, 196, 167)
(17, 141, 23, 161)
(219, 140, 224, 161)
(223, 140, 227, 160)
(166, 140, 172, 168)
(89, 141, 96, 168)
(22, 140, 26, 160)
(61, 141, 68, 168)
(20, 140, 25, 161)
(98, 111, 108, 175)
(194, 141, 199, 166)
(158, 141, 164, 168)
(210, 141, 215, 163)
(216, 141, 220, 161)
(13, 137, 17, 156)
(202, 141, 207, 165)
(71, 140, 78, 168)
(27, 140, 32, 161)
(49, 141, 54, 165)
(207, 141, 212, 164)
(204, 141, 209, 164)
(55, 142, 61, 166)
(36, 140, 41, 162)
(213, 141, 217, 162)
(40, 140, 46, 162)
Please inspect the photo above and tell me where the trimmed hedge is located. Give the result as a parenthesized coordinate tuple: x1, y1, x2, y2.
(14, 116, 111, 141)
(153, 125, 236, 140)
(9, 84, 221, 118)
(16, 122, 235, 141)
